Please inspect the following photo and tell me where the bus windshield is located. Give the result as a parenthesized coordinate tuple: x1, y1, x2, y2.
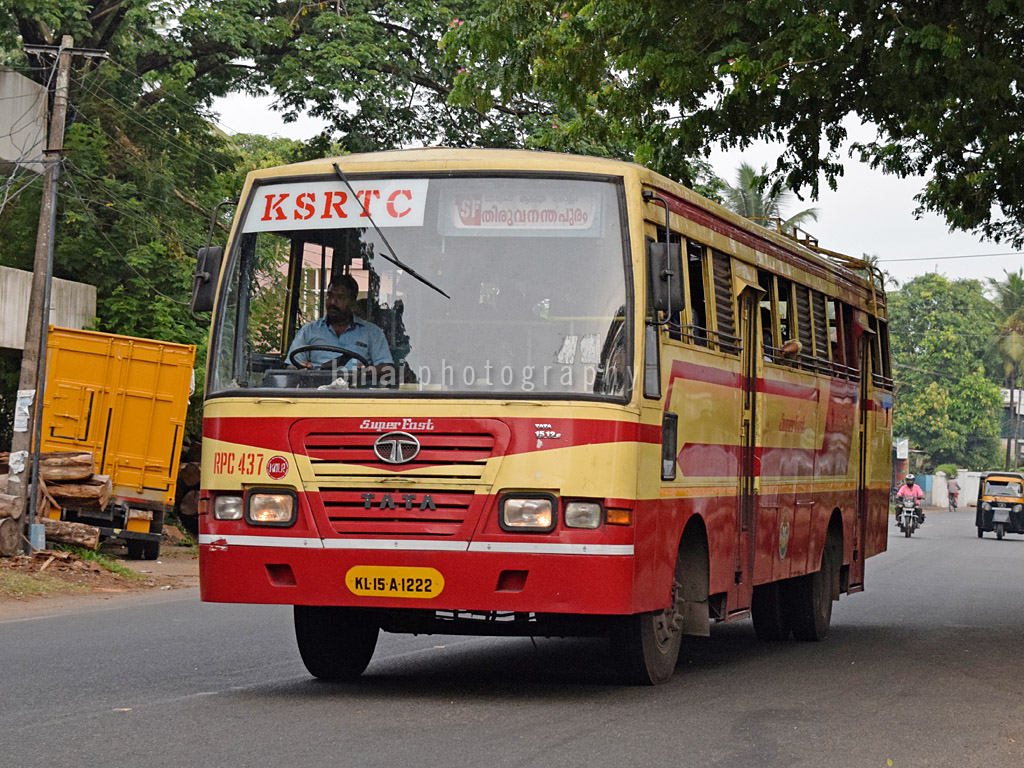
(210, 175, 630, 398)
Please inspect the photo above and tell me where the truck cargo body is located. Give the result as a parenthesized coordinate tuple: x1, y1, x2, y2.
(40, 327, 196, 558)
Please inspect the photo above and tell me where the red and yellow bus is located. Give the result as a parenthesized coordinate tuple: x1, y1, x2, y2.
(193, 149, 892, 684)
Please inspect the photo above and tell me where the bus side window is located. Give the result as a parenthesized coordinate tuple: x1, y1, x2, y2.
(878, 319, 893, 385)
(842, 302, 859, 370)
(776, 276, 794, 364)
(710, 249, 738, 355)
(654, 231, 685, 339)
(686, 241, 709, 347)
(868, 316, 881, 383)
(827, 297, 842, 367)
(758, 270, 776, 360)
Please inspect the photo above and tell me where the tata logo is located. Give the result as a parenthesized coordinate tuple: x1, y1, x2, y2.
(373, 431, 421, 464)
(360, 492, 436, 511)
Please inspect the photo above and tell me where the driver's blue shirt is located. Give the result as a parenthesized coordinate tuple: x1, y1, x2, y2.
(288, 316, 394, 367)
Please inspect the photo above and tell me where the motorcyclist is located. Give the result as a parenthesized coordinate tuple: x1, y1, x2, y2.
(896, 473, 926, 525)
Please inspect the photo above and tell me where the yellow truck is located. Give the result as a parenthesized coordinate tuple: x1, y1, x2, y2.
(39, 327, 196, 559)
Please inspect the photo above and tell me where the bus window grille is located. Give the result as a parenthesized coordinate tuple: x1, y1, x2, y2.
(811, 290, 828, 362)
(794, 284, 813, 365)
(711, 252, 737, 355)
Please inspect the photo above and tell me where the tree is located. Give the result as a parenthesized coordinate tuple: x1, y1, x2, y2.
(889, 273, 1003, 469)
(990, 269, 1024, 468)
(721, 161, 817, 234)
(448, 1, 1024, 247)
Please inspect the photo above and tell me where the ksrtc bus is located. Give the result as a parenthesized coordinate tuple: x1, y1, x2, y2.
(193, 149, 893, 685)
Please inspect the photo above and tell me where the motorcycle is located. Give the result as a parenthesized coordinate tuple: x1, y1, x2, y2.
(898, 496, 920, 538)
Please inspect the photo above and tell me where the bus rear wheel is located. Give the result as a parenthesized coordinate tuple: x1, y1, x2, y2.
(294, 606, 379, 681)
(610, 562, 685, 685)
(787, 530, 840, 642)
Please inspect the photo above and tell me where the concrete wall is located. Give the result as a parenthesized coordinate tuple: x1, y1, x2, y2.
(0, 68, 46, 174)
(0, 266, 97, 349)
(931, 470, 973, 507)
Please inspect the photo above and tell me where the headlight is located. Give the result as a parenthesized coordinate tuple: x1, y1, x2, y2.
(565, 501, 602, 529)
(500, 495, 555, 531)
(246, 491, 297, 526)
(982, 502, 991, 512)
(1015, 505, 1023, 514)
(212, 495, 243, 520)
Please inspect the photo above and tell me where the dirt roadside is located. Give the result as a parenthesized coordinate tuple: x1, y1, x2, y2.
(0, 528, 199, 620)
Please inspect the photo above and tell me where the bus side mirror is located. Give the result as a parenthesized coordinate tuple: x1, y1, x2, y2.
(191, 246, 223, 315)
(647, 241, 685, 315)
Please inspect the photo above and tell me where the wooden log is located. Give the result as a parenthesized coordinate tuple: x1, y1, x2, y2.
(0, 518, 19, 556)
(39, 453, 96, 482)
(0, 473, 7, 493)
(178, 489, 199, 518)
(0, 452, 96, 482)
(46, 476, 112, 511)
(182, 440, 203, 464)
(0, 493, 20, 520)
(42, 518, 100, 549)
(178, 461, 202, 489)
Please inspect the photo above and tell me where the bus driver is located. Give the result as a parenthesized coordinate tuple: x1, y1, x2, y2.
(287, 274, 394, 377)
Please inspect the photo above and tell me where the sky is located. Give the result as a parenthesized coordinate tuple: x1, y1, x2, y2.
(215, 94, 1024, 291)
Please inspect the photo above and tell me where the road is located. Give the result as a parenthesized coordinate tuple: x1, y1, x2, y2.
(1, 507, 1022, 768)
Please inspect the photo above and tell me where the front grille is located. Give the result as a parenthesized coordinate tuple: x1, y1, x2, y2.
(319, 487, 476, 537)
(302, 431, 495, 480)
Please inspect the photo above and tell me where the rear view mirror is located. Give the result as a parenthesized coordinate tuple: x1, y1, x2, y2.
(191, 246, 223, 315)
(647, 241, 685, 315)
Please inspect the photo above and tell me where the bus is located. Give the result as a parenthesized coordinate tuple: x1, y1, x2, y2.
(192, 148, 893, 685)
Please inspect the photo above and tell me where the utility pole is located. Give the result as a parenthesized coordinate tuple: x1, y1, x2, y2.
(4, 37, 105, 555)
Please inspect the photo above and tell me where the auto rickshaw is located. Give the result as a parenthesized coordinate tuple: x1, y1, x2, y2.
(975, 472, 1024, 540)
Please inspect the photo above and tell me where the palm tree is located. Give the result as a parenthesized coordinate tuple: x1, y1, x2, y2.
(990, 269, 1024, 469)
(721, 162, 819, 236)
(860, 253, 897, 289)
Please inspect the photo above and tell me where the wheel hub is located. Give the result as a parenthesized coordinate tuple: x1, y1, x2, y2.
(653, 577, 684, 648)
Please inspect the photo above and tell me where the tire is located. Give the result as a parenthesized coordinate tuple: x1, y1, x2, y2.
(751, 581, 790, 641)
(788, 532, 839, 642)
(977, 527, 984, 539)
(904, 524, 912, 538)
(610, 555, 687, 685)
(294, 606, 378, 681)
(125, 539, 159, 560)
(996, 524, 1005, 541)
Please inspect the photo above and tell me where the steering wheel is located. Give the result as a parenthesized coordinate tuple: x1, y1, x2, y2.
(288, 344, 371, 370)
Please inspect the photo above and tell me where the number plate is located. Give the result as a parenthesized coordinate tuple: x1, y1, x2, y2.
(345, 566, 444, 599)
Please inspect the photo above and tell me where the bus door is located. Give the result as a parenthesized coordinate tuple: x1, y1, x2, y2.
(850, 322, 873, 592)
(733, 285, 761, 611)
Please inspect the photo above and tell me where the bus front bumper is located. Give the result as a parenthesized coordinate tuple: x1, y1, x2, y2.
(198, 535, 638, 615)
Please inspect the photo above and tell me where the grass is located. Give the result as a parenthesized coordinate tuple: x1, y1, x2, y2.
(55, 545, 145, 579)
(0, 570, 87, 599)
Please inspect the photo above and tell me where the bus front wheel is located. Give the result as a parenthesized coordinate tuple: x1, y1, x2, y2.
(609, 559, 685, 685)
(294, 606, 379, 681)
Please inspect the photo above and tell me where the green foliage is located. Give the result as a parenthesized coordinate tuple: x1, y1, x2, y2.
(935, 463, 959, 478)
(0, 352, 20, 451)
(721, 161, 818, 233)
(890, 274, 1003, 469)
(449, 1, 1024, 247)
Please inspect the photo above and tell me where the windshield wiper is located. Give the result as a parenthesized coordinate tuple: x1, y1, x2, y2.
(333, 163, 450, 299)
